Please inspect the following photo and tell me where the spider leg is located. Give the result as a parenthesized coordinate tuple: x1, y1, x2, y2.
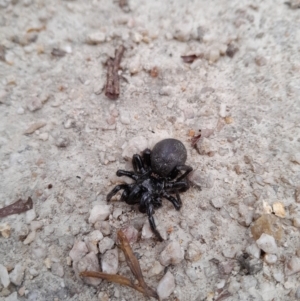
(107, 184, 129, 202)
(142, 149, 151, 170)
(165, 180, 190, 192)
(116, 170, 138, 181)
(161, 191, 182, 210)
(174, 165, 193, 181)
(132, 154, 146, 174)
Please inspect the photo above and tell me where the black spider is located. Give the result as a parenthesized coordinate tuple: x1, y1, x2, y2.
(107, 138, 193, 241)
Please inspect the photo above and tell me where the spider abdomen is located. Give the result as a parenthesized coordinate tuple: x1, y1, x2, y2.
(151, 138, 187, 178)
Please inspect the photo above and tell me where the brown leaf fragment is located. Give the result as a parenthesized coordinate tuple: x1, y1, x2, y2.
(24, 121, 46, 135)
(181, 54, 198, 63)
(81, 229, 158, 299)
(51, 48, 67, 57)
(0, 197, 33, 218)
(105, 45, 126, 100)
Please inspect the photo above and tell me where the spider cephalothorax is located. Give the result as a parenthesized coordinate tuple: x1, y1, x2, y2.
(107, 138, 193, 241)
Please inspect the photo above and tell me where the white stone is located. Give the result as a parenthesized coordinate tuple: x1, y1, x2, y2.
(256, 233, 278, 254)
(159, 241, 184, 266)
(0, 223, 11, 238)
(211, 197, 224, 209)
(122, 225, 138, 243)
(51, 262, 64, 277)
(25, 209, 36, 224)
(75, 252, 101, 286)
(141, 221, 153, 240)
(148, 261, 164, 277)
(113, 208, 123, 219)
(185, 267, 198, 282)
(94, 221, 111, 236)
(30, 221, 43, 232)
(88, 205, 111, 224)
(101, 248, 119, 274)
(285, 256, 300, 276)
(69, 241, 88, 262)
(157, 271, 175, 300)
(9, 263, 25, 286)
(246, 243, 261, 259)
(99, 237, 114, 254)
(85, 230, 103, 254)
(5, 292, 18, 301)
(185, 242, 202, 262)
(264, 254, 277, 264)
(23, 231, 36, 245)
(87, 32, 106, 44)
(122, 136, 148, 160)
(120, 111, 131, 125)
(0, 264, 10, 288)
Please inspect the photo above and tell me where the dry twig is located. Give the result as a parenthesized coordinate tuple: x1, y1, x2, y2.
(81, 229, 158, 299)
(105, 45, 126, 100)
(0, 197, 33, 218)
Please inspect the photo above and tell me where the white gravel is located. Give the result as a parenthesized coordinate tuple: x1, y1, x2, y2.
(1, 0, 300, 300)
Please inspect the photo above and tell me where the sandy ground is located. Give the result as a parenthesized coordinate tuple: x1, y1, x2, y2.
(1, 0, 300, 300)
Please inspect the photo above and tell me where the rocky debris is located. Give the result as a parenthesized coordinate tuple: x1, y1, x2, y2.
(264, 254, 277, 264)
(0, 264, 10, 288)
(5, 292, 18, 301)
(185, 267, 199, 282)
(9, 263, 25, 286)
(88, 205, 111, 224)
(25, 209, 36, 224)
(84, 230, 103, 254)
(0, 223, 11, 238)
(69, 241, 88, 262)
(141, 221, 153, 240)
(157, 271, 175, 300)
(101, 248, 119, 274)
(285, 256, 300, 276)
(121, 225, 138, 243)
(74, 252, 101, 286)
(94, 221, 111, 236)
(250, 214, 283, 241)
(256, 233, 278, 254)
(23, 231, 36, 245)
(112, 207, 123, 219)
(272, 202, 286, 218)
(99, 237, 114, 254)
(188, 170, 214, 189)
(159, 241, 184, 266)
(86, 32, 106, 44)
(27, 97, 43, 112)
(148, 261, 164, 277)
(246, 243, 261, 259)
(210, 197, 224, 209)
(238, 203, 254, 226)
(185, 242, 202, 262)
(122, 136, 148, 160)
(23, 121, 46, 135)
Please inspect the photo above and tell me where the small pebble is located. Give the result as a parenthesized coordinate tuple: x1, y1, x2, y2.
(185, 267, 198, 282)
(113, 208, 123, 219)
(157, 271, 175, 300)
(219, 103, 227, 117)
(141, 221, 153, 240)
(122, 136, 148, 160)
(185, 242, 202, 262)
(255, 55, 267, 66)
(55, 136, 70, 148)
(101, 248, 119, 274)
(209, 48, 220, 63)
(285, 256, 300, 276)
(264, 254, 277, 264)
(120, 111, 131, 125)
(9, 263, 25, 286)
(69, 241, 88, 262)
(85, 230, 103, 254)
(27, 97, 43, 112)
(4, 292, 18, 301)
(25, 209, 36, 224)
(44, 258, 51, 269)
(159, 241, 184, 266)
(99, 237, 114, 254)
(87, 32, 106, 44)
(94, 221, 111, 236)
(88, 205, 111, 224)
(272, 202, 285, 218)
(64, 119, 76, 129)
(148, 261, 164, 277)
(211, 197, 224, 209)
(24, 121, 46, 135)
(246, 243, 261, 259)
(122, 225, 138, 244)
(23, 231, 36, 245)
(75, 252, 101, 286)
(0, 223, 11, 238)
(17, 107, 25, 114)
(256, 233, 278, 254)
(0, 264, 10, 288)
